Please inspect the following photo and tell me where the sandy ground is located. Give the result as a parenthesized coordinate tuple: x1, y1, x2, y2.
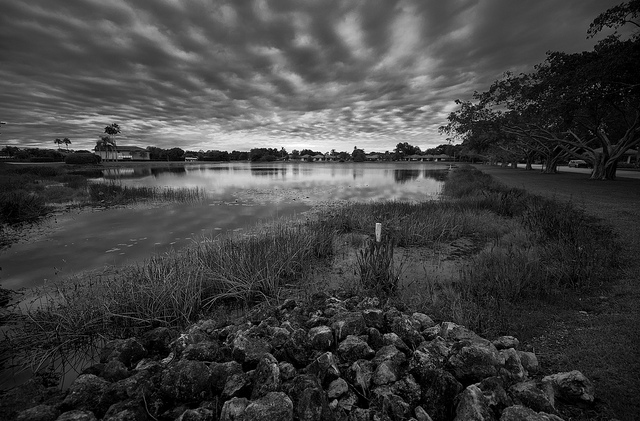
(473, 164, 640, 420)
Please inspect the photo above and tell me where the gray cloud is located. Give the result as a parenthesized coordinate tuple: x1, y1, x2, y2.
(0, 0, 624, 152)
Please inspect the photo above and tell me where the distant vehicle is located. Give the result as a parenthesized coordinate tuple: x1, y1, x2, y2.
(568, 159, 590, 168)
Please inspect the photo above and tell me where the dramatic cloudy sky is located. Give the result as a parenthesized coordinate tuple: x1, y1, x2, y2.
(0, 0, 625, 153)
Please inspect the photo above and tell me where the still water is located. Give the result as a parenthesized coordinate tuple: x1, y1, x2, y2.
(0, 162, 447, 292)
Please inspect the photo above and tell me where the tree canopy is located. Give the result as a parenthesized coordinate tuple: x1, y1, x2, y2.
(441, 1, 640, 179)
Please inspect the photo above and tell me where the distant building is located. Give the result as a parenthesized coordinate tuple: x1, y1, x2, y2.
(94, 145, 150, 161)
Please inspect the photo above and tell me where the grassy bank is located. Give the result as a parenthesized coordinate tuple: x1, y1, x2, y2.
(2, 165, 621, 389)
(0, 163, 205, 248)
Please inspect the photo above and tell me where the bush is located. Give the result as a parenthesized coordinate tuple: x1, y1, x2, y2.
(64, 153, 101, 165)
(0, 190, 50, 224)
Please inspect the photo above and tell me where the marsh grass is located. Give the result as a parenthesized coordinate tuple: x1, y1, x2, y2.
(3, 164, 622, 382)
(356, 236, 401, 295)
(4, 217, 337, 378)
(87, 181, 206, 204)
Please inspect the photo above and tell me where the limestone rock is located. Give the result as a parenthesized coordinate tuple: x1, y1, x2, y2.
(414, 406, 434, 421)
(278, 361, 297, 382)
(222, 372, 252, 399)
(182, 341, 221, 362)
(175, 407, 216, 421)
(388, 314, 423, 348)
(60, 374, 110, 415)
(327, 378, 349, 399)
(100, 338, 146, 368)
(160, 360, 212, 403)
(447, 341, 504, 385)
(509, 380, 555, 414)
(285, 374, 328, 421)
(232, 331, 273, 366)
(517, 351, 539, 374)
(337, 335, 375, 362)
(307, 351, 341, 386)
(332, 312, 367, 341)
(219, 397, 249, 421)
(492, 336, 520, 350)
(542, 371, 595, 405)
(382, 393, 411, 421)
(412, 312, 435, 330)
(499, 348, 526, 382)
(56, 410, 98, 421)
(15, 404, 59, 421)
(308, 325, 334, 351)
(454, 384, 496, 421)
(382, 333, 410, 353)
(243, 391, 294, 421)
(418, 369, 463, 421)
(210, 361, 243, 394)
(500, 405, 565, 421)
(348, 359, 375, 392)
(251, 353, 281, 399)
(362, 308, 385, 329)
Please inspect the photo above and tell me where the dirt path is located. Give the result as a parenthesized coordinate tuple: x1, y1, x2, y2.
(473, 165, 640, 421)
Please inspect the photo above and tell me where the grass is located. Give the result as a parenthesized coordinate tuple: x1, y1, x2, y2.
(0, 164, 207, 249)
(2, 165, 625, 413)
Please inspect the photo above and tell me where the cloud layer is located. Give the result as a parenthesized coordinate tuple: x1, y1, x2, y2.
(0, 0, 622, 152)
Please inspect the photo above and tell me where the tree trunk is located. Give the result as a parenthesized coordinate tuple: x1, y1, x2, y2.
(541, 156, 558, 174)
(590, 153, 618, 180)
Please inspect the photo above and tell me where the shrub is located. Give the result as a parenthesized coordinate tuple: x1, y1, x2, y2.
(0, 190, 50, 224)
(64, 153, 101, 165)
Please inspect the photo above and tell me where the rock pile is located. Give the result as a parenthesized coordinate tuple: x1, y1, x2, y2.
(9, 294, 595, 421)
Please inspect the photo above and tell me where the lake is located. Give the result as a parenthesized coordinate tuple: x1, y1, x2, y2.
(0, 162, 448, 292)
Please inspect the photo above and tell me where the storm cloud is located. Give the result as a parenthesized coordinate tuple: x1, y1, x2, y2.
(0, 0, 623, 152)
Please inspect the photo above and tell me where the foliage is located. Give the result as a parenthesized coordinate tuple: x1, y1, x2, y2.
(0, 191, 50, 224)
(64, 153, 101, 165)
(356, 236, 400, 296)
(442, 2, 640, 179)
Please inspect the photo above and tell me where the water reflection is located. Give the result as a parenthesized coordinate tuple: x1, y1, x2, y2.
(394, 169, 421, 183)
(1, 162, 448, 293)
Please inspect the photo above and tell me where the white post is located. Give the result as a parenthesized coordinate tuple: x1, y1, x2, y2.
(375, 223, 382, 243)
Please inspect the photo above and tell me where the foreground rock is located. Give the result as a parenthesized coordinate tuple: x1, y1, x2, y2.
(4, 294, 595, 421)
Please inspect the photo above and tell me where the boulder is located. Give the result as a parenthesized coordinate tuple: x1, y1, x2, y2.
(160, 360, 212, 403)
(306, 352, 341, 386)
(182, 341, 221, 362)
(56, 410, 98, 421)
(60, 374, 110, 416)
(447, 341, 504, 385)
(542, 371, 595, 406)
(492, 336, 520, 350)
(516, 351, 539, 375)
(509, 380, 555, 414)
(232, 331, 273, 366)
(15, 404, 59, 421)
(499, 348, 526, 383)
(382, 393, 411, 421)
(285, 374, 328, 421)
(332, 312, 367, 340)
(251, 353, 281, 399)
(337, 335, 375, 362)
(327, 378, 349, 399)
(243, 391, 294, 421)
(454, 384, 496, 421)
(100, 338, 146, 368)
(500, 405, 565, 421)
(308, 325, 334, 351)
(219, 397, 249, 421)
(362, 308, 385, 329)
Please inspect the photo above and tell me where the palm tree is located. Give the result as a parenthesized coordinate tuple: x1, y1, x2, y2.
(104, 123, 121, 161)
(96, 136, 115, 161)
(63, 137, 71, 151)
(54, 138, 62, 150)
